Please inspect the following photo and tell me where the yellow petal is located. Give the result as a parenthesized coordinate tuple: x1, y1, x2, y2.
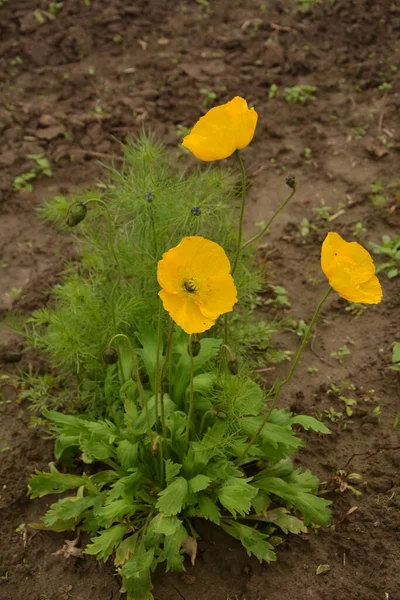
(157, 254, 183, 294)
(159, 290, 215, 334)
(321, 232, 347, 276)
(160, 236, 231, 278)
(182, 96, 258, 162)
(328, 273, 382, 304)
(196, 273, 237, 319)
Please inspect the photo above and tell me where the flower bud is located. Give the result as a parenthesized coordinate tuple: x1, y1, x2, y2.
(151, 438, 159, 457)
(188, 337, 201, 357)
(103, 348, 118, 365)
(191, 206, 201, 216)
(66, 202, 87, 227)
(145, 191, 154, 202)
(285, 176, 296, 190)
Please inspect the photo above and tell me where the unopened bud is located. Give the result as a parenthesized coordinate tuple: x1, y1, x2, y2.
(103, 348, 118, 365)
(188, 337, 201, 357)
(66, 202, 87, 227)
(151, 438, 159, 456)
(285, 176, 296, 190)
(191, 206, 201, 216)
(145, 191, 154, 202)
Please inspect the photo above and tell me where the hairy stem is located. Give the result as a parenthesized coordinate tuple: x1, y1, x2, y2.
(159, 319, 174, 478)
(231, 149, 247, 276)
(185, 334, 195, 448)
(241, 187, 296, 250)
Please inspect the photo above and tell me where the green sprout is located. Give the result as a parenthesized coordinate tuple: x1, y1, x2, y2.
(284, 85, 318, 104)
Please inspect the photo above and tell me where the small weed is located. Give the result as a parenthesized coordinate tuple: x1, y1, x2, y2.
(5, 287, 22, 300)
(112, 34, 123, 44)
(353, 221, 366, 238)
(175, 124, 191, 139)
(284, 85, 318, 104)
(307, 367, 319, 376)
(200, 88, 217, 109)
(304, 147, 313, 160)
(377, 82, 392, 92)
(312, 205, 333, 221)
(331, 470, 363, 496)
(345, 302, 368, 317)
(268, 83, 279, 99)
(33, 9, 46, 24)
(10, 56, 23, 66)
(327, 381, 357, 416)
(48, 1, 63, 15)
(297, 0, 320, 11)
(13, 154, 52, 192)
(370, 235, 400, 279)
(393, 412, 400, 428)
(330, 345, 351, 364)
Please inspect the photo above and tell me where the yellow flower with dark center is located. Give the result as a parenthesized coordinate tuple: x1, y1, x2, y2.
(182, 96, 258, 162)
(321, 232, 382, 304)
(157, 236, 238, 334)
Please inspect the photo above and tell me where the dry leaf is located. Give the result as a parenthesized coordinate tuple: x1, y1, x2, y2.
(181, 535, 197, 566)
(52, 535, 83, 559)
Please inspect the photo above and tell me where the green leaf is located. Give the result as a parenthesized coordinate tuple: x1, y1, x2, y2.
(85, 523, 130, 560)
(221, 521, 276, 563)
(240, 417, 303, 451)
(121, 573, 154, 600)
(156, 477, 188, 516)
(253, 459, 294, 481)
(189, 372, 215, 396)
(116, 440, 138, 470)
(136, 325, 160, 392)
(255, 476, 331, 525)
(115, 532, 139, 567)
(165, 459, 182, 484)
(120, 546, 155, 578)
(290, 415, 330, 434)
(147, 515, 182, 536)
(188, 474, 212, 494)
(42, 496, 94, 526)
(195, 494, 221, 524)
(264, 508, 307, 534)
(54, 435, 80, 461)
(158, 524, 187, 572)
(134, 394, 176, 435)
(28, 465, 85, 498)
(217, 477, 257, 517)
(95, 499, 138, 528)
(392, 342, 400, 364)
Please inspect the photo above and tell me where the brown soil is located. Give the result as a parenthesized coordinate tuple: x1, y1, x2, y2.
(1, 1, 400, 599)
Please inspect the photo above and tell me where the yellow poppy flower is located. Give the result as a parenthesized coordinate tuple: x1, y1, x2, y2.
(182, 96, 258, 162)
(157, 236, 237, 334)
(321, 232, 382, 304)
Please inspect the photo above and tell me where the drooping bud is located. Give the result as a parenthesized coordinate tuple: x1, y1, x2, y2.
(66, 202, 87, 227)
(188, 336, 201, 357)
(151, 438, 159, 457)
(191, 206, 201, 216)
(103, 348, 118, 365)
(285, 175, 296, 190)
(145, 191, 154, 202)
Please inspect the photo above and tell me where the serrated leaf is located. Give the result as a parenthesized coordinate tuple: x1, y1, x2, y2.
(85, 523, 130, 560)
(196, 494, 221, 524)
(264, 508, 307, 534)
(158, 524, 187, 572)
(189, 474, 212, 494)
(251, 489, 271, 515)
(42, 496, 94, 526)
(290, 415, 330, 434)
(116, 440, 138, 470)
(95, 499, 138, 528)
(120, 546, 155, 578)
(221, 521, 276, 563)
(165, 459, 182, 484)
(121, 573, 154, 600)
(255, 476, 331, 525)
(148, 515, 182, 536)
(156, 477, 188, 516)
(28, 465, 85, 498)
(240, 417, 303, 451)
(217, 477, 257, 517)
(115, 533, 139, 567)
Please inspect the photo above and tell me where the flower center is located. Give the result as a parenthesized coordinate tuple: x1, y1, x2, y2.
(183, 279, 198, 294)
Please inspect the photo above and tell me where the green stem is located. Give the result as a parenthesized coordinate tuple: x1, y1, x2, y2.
(236, 286, 332, 464)
(83, 198, 122, 332)
(185, 334, 195, 449)
(148, 204, 158, 258)
(159, 319, 174, 478)
(231, 150, 247, 276)
(199, 410, 217, 437)
(241, 187, 296, 250)
(108, 333, 152, 442)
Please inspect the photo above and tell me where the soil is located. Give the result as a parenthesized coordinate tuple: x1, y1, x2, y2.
(1, 1, 400, 599)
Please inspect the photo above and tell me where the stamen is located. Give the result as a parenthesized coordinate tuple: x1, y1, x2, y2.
(184, 279, 197, 293)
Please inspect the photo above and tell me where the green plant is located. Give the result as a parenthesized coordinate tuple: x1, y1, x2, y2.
(284, 85, 318, 104)
(377, 82, 392, 92)
(297, 0, 320, 11)
(268, 84, 279, 100)
(370, 235, 400, 279)
(29, 331, 331, 600)
(345, 302, 368, 317)
(200, 89, 217, 109)
(389, 342, 400, 372)
(48, 1, 63, 15)
(13, 154, 52, 192)
(330, 345, 351, 364)
(353, 222, 366, 239)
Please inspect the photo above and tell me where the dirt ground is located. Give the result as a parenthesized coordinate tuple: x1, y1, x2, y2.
(1, 0, 400, 599)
